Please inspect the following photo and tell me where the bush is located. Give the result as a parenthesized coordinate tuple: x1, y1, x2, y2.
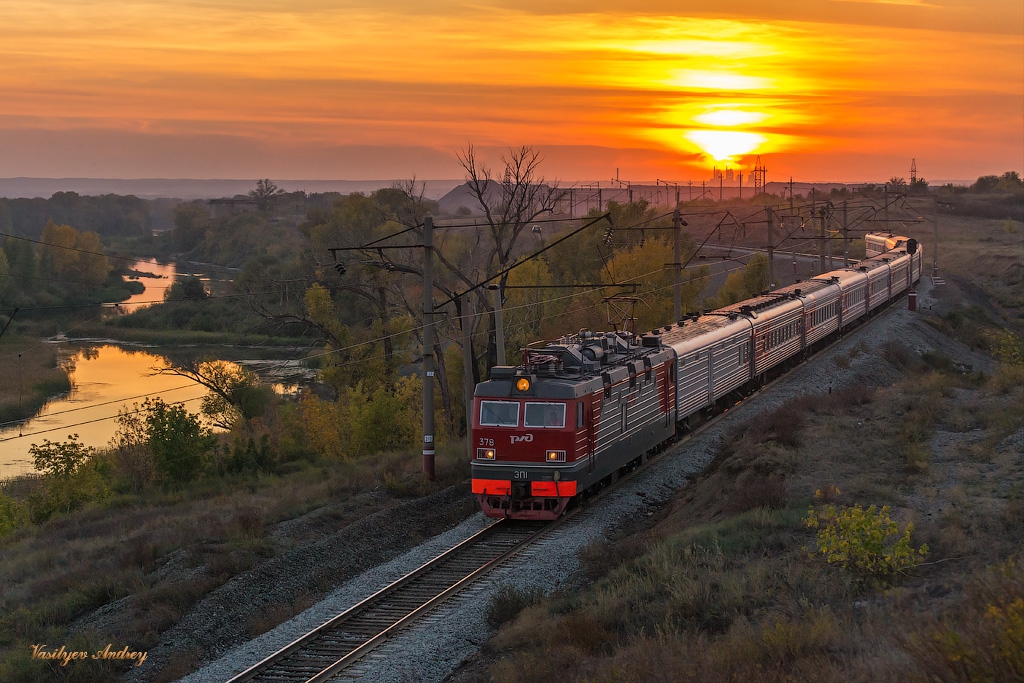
(0, 494, 25, 537)
(805, 499, 928, 585)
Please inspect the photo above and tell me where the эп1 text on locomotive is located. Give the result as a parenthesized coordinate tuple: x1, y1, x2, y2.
(470, 234, 922, 520)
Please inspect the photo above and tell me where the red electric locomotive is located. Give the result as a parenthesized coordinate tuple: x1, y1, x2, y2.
(471, 331, 676, 520)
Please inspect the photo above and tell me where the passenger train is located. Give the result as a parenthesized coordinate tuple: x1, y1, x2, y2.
(470, 233, 922, 520)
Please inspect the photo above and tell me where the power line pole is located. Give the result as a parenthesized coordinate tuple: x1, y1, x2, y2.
(458, 293, 475, 462)
(673, 208, 682, 320)
(422, 216, 435, 481)
(490, 284, 505, 366)
(767, 205, 775, 289)
(819, 206, 827, 275)
(842, 199, 849, 267)
(933, 195, 939, 277)
(884, 186, 889, 233)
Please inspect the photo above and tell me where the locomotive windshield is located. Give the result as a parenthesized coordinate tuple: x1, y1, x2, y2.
(479, 400, 519, 427)
(524, 402, 566, 428)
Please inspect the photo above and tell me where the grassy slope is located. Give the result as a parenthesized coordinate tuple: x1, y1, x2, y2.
(0, 446, 471, 682)
(474, 215, 1024, 683)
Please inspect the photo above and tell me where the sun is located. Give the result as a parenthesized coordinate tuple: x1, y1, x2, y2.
(684, 129, 766, 163)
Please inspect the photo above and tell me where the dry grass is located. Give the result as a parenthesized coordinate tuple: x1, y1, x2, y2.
(0, 334, 72, 424)
(479, 355, 1023, 683)
(0, 438, 473, 680)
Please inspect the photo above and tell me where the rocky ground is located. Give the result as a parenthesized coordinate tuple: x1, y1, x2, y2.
(153, 275, 1004, 683)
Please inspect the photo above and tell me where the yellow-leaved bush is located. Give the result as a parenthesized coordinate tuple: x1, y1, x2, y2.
(806, 496, 928, 582)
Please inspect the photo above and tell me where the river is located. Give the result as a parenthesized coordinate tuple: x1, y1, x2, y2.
(0, 260, 310, 479)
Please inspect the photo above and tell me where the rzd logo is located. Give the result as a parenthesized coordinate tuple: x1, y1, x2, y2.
(510, 434, 533, 444)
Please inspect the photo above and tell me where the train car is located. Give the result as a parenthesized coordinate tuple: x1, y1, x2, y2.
(471, 331, 675, 520)
(859, 257, 893, 312)
(719, 293, 804, 380)
(832, 269, 869, 330)
(865, 232, 909, 257)
(774, 278, 842, 351)
(658, 314, 753, 430)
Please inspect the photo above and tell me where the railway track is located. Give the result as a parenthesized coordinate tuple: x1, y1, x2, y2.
(226, 519, 551, 682)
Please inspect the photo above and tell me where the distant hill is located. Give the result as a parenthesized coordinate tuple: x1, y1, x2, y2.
(0, 178, 463, 201)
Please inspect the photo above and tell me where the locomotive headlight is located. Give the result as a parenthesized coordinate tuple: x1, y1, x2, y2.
(477, 448, 496, 460)
(516, 377, 531, 392)
(545, 450, 566, 462)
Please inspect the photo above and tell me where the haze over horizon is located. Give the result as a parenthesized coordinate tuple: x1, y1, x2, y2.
(1, 1, 1021, 184)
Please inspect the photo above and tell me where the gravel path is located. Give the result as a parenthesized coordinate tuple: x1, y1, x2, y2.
(178, 278, 992, 683)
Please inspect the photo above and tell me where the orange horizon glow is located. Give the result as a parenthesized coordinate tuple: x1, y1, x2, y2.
(0, 1, 1020, 181)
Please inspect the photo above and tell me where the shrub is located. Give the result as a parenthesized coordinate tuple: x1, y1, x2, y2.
(486, 584, 545, 629)
(805, 499, 928, 585)
(723, 474, 788, 515)
(0, 494, 25, 537)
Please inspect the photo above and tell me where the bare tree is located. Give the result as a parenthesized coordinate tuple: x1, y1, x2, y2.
(249, 179, 286, 212)
(443, 145, 569, 370)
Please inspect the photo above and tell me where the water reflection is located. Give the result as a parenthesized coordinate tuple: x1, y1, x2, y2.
(114, 259, 235, 312)
(0, 345, 211, 478)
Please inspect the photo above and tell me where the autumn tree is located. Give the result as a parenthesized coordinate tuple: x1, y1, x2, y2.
(37, 220, 110, 289)
(171, 200, 209, 251)
(709, 252, 769, 308)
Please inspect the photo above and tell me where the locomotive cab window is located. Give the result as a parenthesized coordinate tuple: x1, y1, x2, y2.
(479, 401, 519, 427)
(524, 402, 566, 428)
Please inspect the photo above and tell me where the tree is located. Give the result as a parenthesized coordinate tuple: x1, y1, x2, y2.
(165, 275, 207, 301)
(30, 434, 91, 478)
(36, 220, 110, 289)
(996, 171, 1023, 192)
(709, 252, 768, 308)
(109, 404, 154, 493)
(172, 201, 209, 251)
(446, 145, 570, 371)
(28, 435, 107, 517)
(153, 358, 271, 430)
(971, 175, 1000, 193)
(143, 398, 215, 483)
(249, 179, 286, 212)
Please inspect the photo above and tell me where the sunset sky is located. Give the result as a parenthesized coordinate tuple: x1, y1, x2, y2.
(0, 0, 1021, 183)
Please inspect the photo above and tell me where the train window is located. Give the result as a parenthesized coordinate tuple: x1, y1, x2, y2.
(524, 402, 566, 428)
(479, 401, 519, 427)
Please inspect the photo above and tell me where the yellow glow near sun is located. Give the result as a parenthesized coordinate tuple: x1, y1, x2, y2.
(684, 130, 766, 162)
(694, 109, 767, 127)
(668, 69, 771, 91)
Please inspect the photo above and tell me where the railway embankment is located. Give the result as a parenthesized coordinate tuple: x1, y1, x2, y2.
(438, 278, 1022, 683)
(178, 270, 1021, 683)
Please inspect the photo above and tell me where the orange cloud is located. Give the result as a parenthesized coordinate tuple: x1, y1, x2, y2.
(0, 1, 1019, 180)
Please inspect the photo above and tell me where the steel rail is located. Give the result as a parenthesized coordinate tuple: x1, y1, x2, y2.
(226, 518, 553, 682)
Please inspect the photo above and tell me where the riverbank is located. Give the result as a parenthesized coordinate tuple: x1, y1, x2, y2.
(0, 334, 71, 426)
